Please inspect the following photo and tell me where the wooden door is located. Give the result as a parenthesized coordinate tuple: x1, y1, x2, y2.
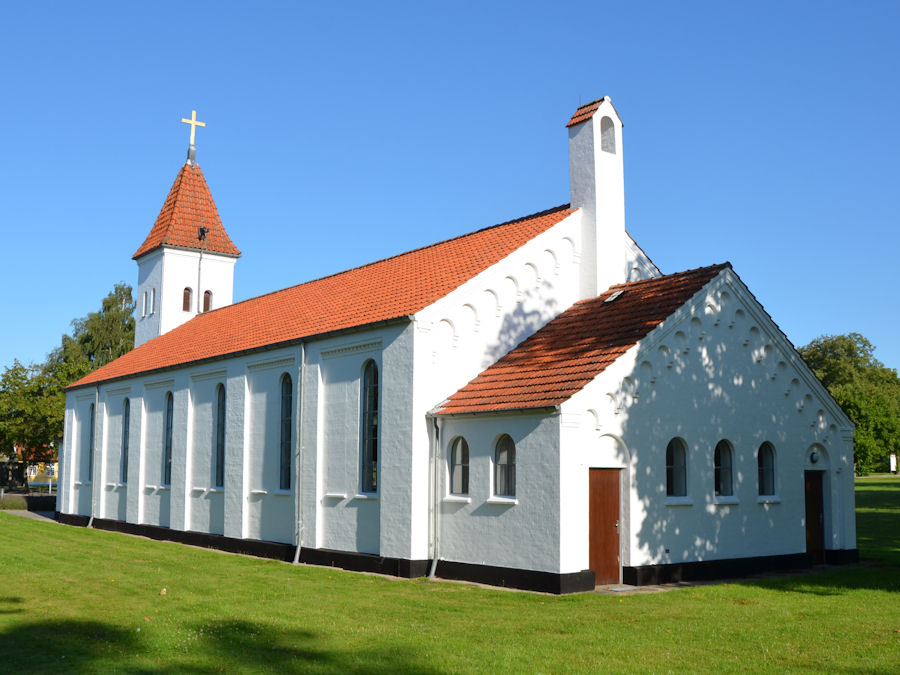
(589, 469, 620, 585)
(805, 471, 825, 564)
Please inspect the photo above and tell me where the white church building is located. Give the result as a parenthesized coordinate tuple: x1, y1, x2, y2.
(57, 98, 857, 593)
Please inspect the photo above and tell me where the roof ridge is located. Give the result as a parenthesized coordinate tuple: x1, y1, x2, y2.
(210, 203, 575, 313)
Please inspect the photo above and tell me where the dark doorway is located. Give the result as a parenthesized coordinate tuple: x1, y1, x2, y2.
(589, 468, 620, 585)
(804, 470, 825, 564)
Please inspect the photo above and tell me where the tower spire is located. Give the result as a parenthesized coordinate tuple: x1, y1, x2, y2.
(181, 109, 206, 166)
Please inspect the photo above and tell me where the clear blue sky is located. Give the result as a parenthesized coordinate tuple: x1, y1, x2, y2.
(1, 1, 897, 374)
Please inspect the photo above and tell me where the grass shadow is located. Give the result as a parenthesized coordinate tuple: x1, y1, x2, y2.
(0, 617, 444, 673)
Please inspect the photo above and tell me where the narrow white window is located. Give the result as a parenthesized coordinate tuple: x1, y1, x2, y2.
(758, 442, 776, 496)
(359, 361, 379, 493)
(666, 438, 687, 497)
(494, 434, 516, 497)
(449, 437, 469, 495)
(714, 440, 733, 497)
(121, 398, 130, 484)
(600, 116, 616, 154)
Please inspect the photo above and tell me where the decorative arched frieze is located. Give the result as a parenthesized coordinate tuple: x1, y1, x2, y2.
(483, 288, 500, 318)
(542, 249, 558, 277)
(523, 262, 540, 287)
(460, 303, 479, 334)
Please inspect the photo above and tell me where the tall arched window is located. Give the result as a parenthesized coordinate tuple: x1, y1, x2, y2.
(183, 287, 193, 312)
(86, 403, 95, 482)
(215, 384, 226, 488)
(758, 442, 776, 496)
(121, 398, 130, 484)
(150, 288, 156, 314)
(163, 392, 173, 485)
(142, 292, 147, 318)
(449, 437, 469, 496)
(203, 290, 212, 313)
(360, 360, 379, 493)
(714, 440, 733, 497)
(600, 116, 616, 154)
(279, 374, 292, 490)
(494, 434, 516, 497)
(666, 438, 687, 497)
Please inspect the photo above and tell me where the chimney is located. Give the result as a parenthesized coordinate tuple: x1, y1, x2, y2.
(567, 96, 626, 297)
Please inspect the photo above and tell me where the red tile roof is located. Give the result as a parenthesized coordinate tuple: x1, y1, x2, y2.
(566, 98, 604, 128)
(70, 205, 576, 389)
(435, 263, 730, 415)
(133, 163, 241, 259)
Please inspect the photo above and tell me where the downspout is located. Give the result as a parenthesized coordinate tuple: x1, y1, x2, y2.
(428, 415, 443, 579)
(87, 384, 100, 528)
(292, 342, 306, 564)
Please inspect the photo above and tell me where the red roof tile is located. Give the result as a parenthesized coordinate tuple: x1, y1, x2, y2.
(436, 263, 730, 415)
(566, 99, 604, 128)
(133, 163, 241, 259)
(70, 205, 576, 389)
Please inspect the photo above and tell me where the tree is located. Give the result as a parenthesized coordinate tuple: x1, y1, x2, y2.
(799, 333, 900, 474)
(0, 283, 135, 467)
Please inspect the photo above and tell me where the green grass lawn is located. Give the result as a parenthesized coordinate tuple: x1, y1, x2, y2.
(1, 478, 898, 673)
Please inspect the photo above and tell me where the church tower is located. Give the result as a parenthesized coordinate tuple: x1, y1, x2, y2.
(567, 96, 626, 298)
(133, 111, 241, 348)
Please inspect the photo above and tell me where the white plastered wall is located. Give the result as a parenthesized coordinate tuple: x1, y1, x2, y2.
(135, 248, 236, 347)
(557, 269, 856, 573)
(299, 323, 414, 558)
(435, 412, 562, 573)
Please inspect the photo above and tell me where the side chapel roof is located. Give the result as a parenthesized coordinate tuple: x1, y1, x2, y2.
(435, 263, 730, 415)
(132, 162, 241, 259)
(69, 205, 575, 389)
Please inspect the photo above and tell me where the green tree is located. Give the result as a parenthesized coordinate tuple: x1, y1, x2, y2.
(0, 283, 135, 467)
(799, 333, 900, 474)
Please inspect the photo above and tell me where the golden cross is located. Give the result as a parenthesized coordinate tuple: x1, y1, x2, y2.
(181, 110, 206, 146)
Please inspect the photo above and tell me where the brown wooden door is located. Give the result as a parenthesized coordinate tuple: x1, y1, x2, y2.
(805, 470, 825, 564)
(589, 469, 620, 585)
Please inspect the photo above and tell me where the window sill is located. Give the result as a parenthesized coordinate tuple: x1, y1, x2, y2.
(273, 490, 292, 497)
(354, 493, 379, 501)
(105, 482, 127, 490)
(486, 496, 518, 506)
(324, 492, 347, 500)
(208, 488, 223, 494)
(74, 481, 91, 487)
(443, 495, 471, 504)
(757, 495, 781, 504)
(714, 496, 739, 505)
(249, 489, 268, 496)
(665, 496, 693, 507)
(158, 486, 171, 492)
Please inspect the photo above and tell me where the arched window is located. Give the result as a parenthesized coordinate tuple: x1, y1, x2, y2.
(142, 292, 147, 318)
(758, 442, 776, 496)
(360, 360, 379, 493)
(150, 288, 156, 315)
(215, 384, 226, 488)
(203, 290, 212, 313)
(86, 403, 95, 482)
(449, 437, 469, 495)
(714, 440, 733, 497)
(163, 392, 173, 485)
(279, 374, 292, 490)
(183, 287, 193, 312)
(121, 399, 130, 484)
(494, 434, 516, 497)
(600, 116, 616, 154)
(666, 438, 687, 497)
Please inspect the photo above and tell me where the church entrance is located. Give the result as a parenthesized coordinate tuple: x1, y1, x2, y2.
(588, 468, 621, 585)
(804, 470, 825, 564)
